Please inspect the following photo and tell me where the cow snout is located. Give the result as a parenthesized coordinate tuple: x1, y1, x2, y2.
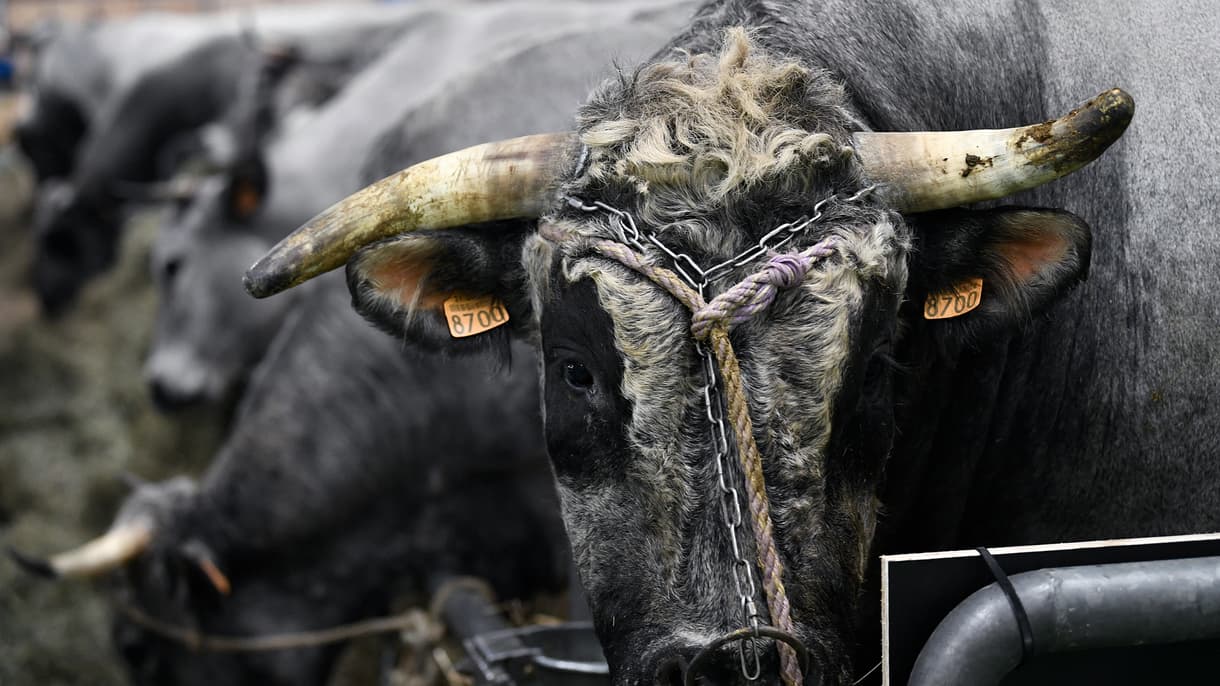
(648, 641, 737, 686)
(649, 633, 814, 686)
(652, 649, 696, 686)
(145, 348, 216, 413)
(149, 378, 205, 412)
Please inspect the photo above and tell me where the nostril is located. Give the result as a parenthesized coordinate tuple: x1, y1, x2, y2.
(149, 378, 199, 413)
(654, 654, 688, 686)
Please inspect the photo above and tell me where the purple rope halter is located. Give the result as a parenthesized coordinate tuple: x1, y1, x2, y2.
(690, 239, 837, 340)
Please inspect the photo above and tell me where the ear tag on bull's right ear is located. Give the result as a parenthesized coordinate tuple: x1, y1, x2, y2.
(443, 294, 510, 338)
(923, 277, 983, 319)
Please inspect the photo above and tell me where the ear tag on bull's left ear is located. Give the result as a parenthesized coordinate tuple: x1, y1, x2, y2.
(923, 277, 983, 319)
(443, 294, 510, 338)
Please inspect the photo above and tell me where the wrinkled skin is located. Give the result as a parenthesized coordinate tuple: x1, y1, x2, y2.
(326, 0, 1220, 683)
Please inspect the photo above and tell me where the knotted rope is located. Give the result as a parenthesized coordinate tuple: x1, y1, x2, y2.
(690, 242, 836, 340)
(545, 224, 836, 686)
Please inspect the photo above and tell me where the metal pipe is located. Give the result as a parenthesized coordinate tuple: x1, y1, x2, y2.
(909, 556, 1220, 686)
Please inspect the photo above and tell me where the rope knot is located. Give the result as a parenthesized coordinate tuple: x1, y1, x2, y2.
(689, 239, 834, 341)
(761, 252, 812, 289)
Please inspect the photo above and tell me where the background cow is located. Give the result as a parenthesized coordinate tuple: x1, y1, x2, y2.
(15, 274, 569, 686)
(21, 5, 420, 314)
(12, 4, 419, 183)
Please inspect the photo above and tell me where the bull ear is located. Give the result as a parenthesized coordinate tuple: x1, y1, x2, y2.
(905, 206, 1091, 340)
(346, 221, 536, 355)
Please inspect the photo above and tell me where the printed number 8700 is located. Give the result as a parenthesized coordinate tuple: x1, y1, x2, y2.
(450, 302, 508, 335)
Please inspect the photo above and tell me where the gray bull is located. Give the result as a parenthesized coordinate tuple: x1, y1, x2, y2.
(147, 0, 695, 409)
(244, 0, 1220, 683)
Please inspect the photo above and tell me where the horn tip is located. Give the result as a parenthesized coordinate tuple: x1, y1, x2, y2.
(243, 258, 287, 299)
(6, 546, 59, 579)
(1096, 87, 1135, 122)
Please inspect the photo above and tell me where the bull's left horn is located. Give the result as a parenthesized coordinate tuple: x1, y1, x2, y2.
(7, 520, 153, 579)
(244, 132, 579, 298)
(853, 88, 1134, 212)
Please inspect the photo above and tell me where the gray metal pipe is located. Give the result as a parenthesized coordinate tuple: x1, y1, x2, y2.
(908, 555, 1220, 686)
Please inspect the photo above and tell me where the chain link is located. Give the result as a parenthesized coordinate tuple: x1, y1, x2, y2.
(564, 185, 875, 681)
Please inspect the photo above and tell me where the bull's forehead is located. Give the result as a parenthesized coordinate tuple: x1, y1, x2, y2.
(568, 27, 867, 242)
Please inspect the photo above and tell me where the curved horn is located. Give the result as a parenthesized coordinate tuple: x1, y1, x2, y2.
(7, 520, 153, 579)
(244, 132, 579, 298)
(853, 88, 1134, 212)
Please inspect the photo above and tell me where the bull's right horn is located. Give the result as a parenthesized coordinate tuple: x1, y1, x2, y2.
(7, 520, 153, 579)
(244, 132, 579, 299)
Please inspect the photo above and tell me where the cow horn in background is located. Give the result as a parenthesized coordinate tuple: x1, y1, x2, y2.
(853, 88, 1134, 212)
(7, 520, 153, 579)
(244, 132, 579, 298)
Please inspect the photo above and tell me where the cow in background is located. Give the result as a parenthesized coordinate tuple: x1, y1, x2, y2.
(19, 5, 420, 314)
(12, 4, 421, 183)
(13, 274, 568, 686)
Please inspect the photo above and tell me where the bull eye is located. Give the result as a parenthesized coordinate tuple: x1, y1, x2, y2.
(562, 359, 595, 391)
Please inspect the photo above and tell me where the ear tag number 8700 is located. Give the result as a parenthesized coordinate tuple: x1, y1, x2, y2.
(924, 277, 983, 320)
(443, 294, 510, 337)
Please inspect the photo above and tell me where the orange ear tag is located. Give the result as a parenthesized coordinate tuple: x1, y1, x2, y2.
(443, 294, 510, 338)
(923, 277, 983, 320)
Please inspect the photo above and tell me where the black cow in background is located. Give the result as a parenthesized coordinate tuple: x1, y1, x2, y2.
(21, 6, 418, 315)
(30, 36, 277, 316)
(12, 14, 226, 183)
(11, 4, 419, 184)
(15, 274, 569, 686)
(146, 0, 694, 410)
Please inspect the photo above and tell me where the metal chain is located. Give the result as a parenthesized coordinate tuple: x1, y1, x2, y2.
(566, 184, 875, 292)
(565, 185, 875, 682)
(700, 337, 766, 679)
